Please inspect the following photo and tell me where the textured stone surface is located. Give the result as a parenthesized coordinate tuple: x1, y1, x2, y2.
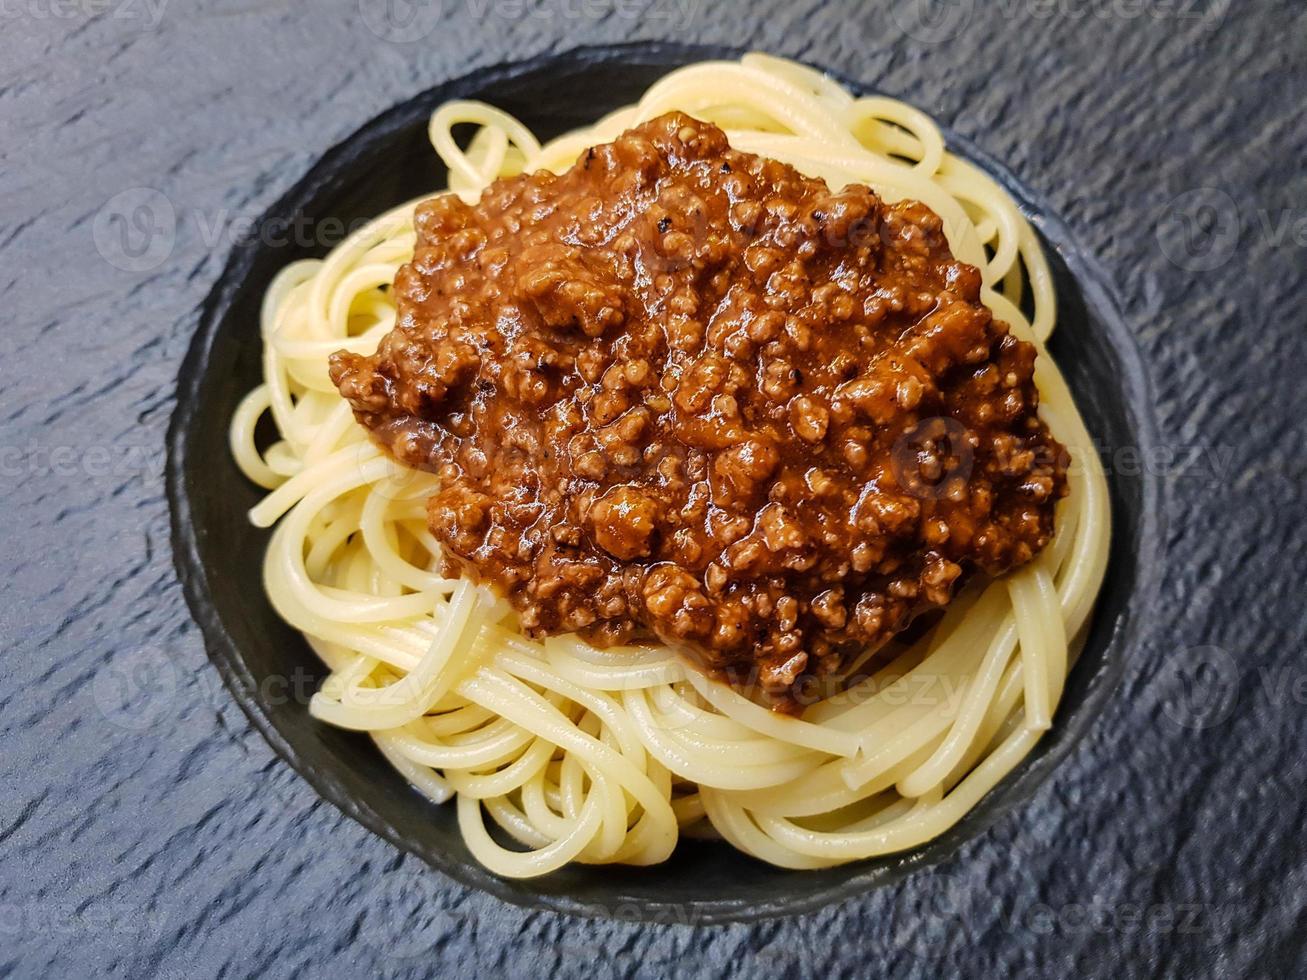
(1, 1, 1305, 976)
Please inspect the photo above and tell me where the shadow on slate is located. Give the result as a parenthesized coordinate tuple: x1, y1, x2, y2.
(166, 42, 1165, 923)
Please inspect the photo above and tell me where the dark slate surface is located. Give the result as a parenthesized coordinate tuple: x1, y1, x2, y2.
(1, 1, 1304, 976)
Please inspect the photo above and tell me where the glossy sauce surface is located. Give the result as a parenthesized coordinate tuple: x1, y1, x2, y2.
(330, 112, 1066, 706)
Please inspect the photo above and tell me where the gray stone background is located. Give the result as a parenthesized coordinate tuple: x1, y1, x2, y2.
(2, 0, 1305, 976)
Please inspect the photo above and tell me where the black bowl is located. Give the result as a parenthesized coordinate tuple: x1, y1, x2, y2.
(167, 42, 1164, 924)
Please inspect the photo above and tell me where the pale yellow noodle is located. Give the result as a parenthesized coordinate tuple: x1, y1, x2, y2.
(228, 55, 1110, 876)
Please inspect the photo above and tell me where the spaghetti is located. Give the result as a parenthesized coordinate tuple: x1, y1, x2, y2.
(229, 54, 1110, 876)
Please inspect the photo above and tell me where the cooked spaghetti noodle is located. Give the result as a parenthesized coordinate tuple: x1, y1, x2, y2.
(229, 54, 1109, 876)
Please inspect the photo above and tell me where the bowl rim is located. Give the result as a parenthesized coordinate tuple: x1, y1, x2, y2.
(166, 40, 1167, 924)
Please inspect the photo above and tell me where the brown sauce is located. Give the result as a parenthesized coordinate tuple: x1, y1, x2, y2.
(330, 111, 1067, 708)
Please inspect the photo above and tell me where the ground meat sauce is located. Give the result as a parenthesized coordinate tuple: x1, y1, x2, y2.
(330, 112, 1068, 708)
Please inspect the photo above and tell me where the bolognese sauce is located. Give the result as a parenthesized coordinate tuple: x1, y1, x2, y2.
(330, 111, 1067, 707)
